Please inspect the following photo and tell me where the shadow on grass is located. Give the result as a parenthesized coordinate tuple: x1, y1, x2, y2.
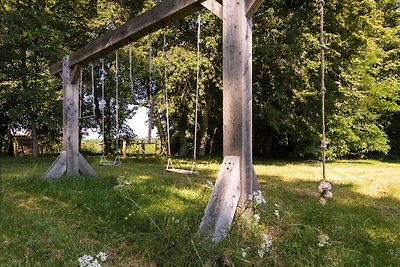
(0, 156, 399, 266)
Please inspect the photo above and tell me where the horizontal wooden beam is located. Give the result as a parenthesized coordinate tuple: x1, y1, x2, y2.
(245, 0, 263, 18)
(201, 0, 223, 20)
(50, 0, 202, 75)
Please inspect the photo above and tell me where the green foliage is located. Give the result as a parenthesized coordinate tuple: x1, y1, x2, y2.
(253, 0, 400, 158)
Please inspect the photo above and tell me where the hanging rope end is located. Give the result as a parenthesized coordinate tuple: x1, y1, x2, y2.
(318, 180, 332, 205)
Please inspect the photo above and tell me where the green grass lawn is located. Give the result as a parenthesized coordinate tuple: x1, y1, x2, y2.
(0, 156, 399, 266)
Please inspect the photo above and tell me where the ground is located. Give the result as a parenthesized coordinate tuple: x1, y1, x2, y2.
(0, 156, 399, 266)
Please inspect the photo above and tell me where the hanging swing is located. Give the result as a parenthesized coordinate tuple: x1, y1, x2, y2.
(99, 51, 122, 167)
(317, 0, 332, 204)
(164, 12, 202, 177)
(78, 64, 96, 120)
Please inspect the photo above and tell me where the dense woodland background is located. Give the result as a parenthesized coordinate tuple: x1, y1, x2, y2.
(1, 0, 399, 159)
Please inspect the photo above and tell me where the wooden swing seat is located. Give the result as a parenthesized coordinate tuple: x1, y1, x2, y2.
(99, 161, 122, 167)
(166, 168, 199, 176)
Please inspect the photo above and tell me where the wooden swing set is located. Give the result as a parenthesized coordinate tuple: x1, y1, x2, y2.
(43, 0, 263, 242)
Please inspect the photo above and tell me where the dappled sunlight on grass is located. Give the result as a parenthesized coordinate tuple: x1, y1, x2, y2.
(1, 156, 399, 266)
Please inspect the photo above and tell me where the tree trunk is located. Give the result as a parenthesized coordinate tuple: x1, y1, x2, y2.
(198, 99, 210, 157)
(7, 126, 14, 156)
(263, 126, 274, 157)
(179, 130, 188, 156)
(31, 120, 38, 157)
(152, 109, 166, 155)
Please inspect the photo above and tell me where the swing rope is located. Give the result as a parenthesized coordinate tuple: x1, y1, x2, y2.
(147, 33, 155, 144)
(100, 58, 106, 162)
(79, 68, 83, 118)
(90, 63, 96, 118)
(163, 29, 173, 169)
(114, 50, 121, 165)
(99, 52, 121, 166)
(317, 0, 332, 204)
(78, 65, 96, 119)
(129, 45, 134, 96)
(191, 10, 201, 173)
(164, 11, 201, 176)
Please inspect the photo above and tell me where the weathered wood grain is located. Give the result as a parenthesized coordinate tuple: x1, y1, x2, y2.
(42, 151, 67, 180)
(245, 0, 263, 18)
(201, 0, 223, 20)
(199, 156, 240, 242)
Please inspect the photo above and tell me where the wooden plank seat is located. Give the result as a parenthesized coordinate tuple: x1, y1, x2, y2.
(99, 161, 122, 167)
(166, 168, 199, 176)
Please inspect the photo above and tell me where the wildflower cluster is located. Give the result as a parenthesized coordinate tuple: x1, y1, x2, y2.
(258, 234, 272, 258)
(318, 181, 333, 205)
(273, 204, 280, 219)
(247, 190, 266, 225)
(317, 234, 329, 247)
(78, 252, 107, 267)
(238, 190, 273, 259)
(204, 180, 214, 189)
(248, 190, 267, 206)
(114, 172, 132, 189)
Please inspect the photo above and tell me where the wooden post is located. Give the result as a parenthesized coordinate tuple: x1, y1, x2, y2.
(63, 56, 80, 175)
(141, 140, 146, 159)
(222, 0, 246, 158)
(223, 0, 255, 213)
(199, 0, 264, 241)
(240, 18, 254, 212)
(43, 56, 96, 180)
(122, 140, 127, 159)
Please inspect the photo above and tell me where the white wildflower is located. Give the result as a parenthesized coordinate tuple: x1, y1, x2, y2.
(78, 255, 93, 267)
(317, 234, 329, 247)
(88, 259, 101, 267)
(241, 248, 248, 257)
(79, 251, 107, 267)
(96, 252, 107, 262)
(274, 209, 280, 219)
(253, 213, 261, 223)
(261, 234, 272, 251)
(204, 180, 214, 189)
(252, 190, 266, 205)
(258, 249, 265, 258)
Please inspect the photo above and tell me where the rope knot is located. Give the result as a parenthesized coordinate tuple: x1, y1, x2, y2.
(318, 181, 332, 205)
(320, 85, 327, 95)
(321, 139, 328, 151)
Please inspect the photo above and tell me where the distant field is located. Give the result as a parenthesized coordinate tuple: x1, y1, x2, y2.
(81, 139, 158, 155)
(0, 157, 399, 266)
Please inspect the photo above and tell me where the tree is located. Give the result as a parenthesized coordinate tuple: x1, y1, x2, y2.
(252, 0, 400, 158)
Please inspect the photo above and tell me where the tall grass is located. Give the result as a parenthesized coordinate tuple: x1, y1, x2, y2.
(0, 156, 399, 266)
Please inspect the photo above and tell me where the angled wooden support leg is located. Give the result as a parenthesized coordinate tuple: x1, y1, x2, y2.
(78, 153, 96, 177)
(199, 156, 241, 243)
(42, 151, 96, 180)
(42, 151, 67, 180)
